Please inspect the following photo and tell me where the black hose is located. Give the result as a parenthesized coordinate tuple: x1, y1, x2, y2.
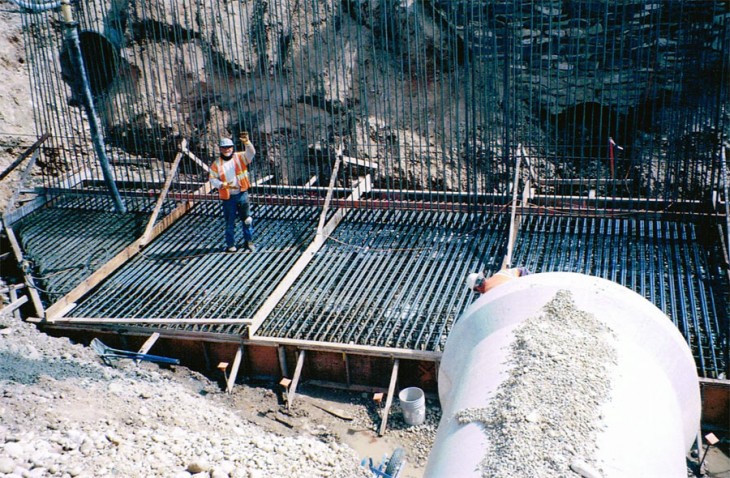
(60, 0, 126, 213)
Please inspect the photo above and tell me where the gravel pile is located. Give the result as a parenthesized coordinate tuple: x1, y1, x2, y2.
(0, 308, 371, 478)
(455, 290, 618, 478)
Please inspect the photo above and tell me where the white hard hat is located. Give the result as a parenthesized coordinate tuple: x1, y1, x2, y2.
(219, 137, 234, 148)
(466, 272, 484, 290)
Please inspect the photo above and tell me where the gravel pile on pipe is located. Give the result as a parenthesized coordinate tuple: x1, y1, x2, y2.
(455, 290, 618, 478)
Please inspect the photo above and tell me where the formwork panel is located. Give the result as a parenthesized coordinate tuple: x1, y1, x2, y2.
(511, 215, 729, 379)
(256, 209, 510, 352)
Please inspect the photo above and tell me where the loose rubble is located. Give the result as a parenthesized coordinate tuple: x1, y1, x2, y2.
(0, 308, 374, 478)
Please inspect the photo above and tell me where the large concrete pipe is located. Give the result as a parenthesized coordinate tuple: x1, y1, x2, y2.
(426, 272, 701, 478)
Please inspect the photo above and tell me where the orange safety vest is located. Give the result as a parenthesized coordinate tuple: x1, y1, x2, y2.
(210, 152, 251, 200)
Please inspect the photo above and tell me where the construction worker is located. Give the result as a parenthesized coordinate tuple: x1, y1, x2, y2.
(467, 267, 531, 294)
(209, 133, 256, 252)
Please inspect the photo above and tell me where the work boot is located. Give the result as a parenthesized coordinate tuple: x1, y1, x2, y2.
(245, 242, 257, 253)
(226, 246, 237, 253)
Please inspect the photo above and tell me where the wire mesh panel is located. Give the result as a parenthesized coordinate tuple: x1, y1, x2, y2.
(15, 0, 728, 208)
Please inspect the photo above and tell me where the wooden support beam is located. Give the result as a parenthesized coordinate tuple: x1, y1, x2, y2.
(0, 133, 50, 181)
(6, 150, 40, 214)
(287, 350, 306, 409)
(341, 155, 378, 170)
(226, 345, 244, 393)
(4, 226, 45, 318)
(181, 142, 210, 173)
(2, 294, 28, 315)
(248, 175, 372, 336)
(140, 141, 186, 246)
(7, 287, 23, 319)
(379, 358, 400, 436)
(135, 332, 160, 365)
(316, 155, 342, 235)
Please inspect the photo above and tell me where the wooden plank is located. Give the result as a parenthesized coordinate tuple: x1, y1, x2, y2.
(248, 335, 441, 362)
(181, 143, 210, 173)
(248, 175, 371, 335)
(226, 345, 244, 393)
(4, 226, 45, 318)
(378, 358, 400, 436)
(287, 350, 306, 409)
(341, 155, 378, 169)
(0, 133, 49, 181)
(2, 294, 28, 315)
(140, 141, 186, 245)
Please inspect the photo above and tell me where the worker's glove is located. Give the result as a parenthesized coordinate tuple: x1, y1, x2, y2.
(239, 131, 249, 144)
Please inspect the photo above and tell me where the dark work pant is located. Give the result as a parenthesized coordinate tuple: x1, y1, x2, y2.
(221, 192, 253, 248)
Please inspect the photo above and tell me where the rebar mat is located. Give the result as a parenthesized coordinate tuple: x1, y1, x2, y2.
(12, 195, 168, 306)
(68, 202, 322, 335)
(255, 209, 510, 352)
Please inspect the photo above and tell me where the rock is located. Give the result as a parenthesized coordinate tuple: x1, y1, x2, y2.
(0, 457, 15, 474)
(187, 460, 210, 474)
(570, 459, 603, 478)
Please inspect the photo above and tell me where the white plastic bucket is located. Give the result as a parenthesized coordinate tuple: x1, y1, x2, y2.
(399, 387, 426, 426)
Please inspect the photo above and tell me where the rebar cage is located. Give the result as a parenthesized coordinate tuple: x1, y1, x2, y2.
(7, 0, 730, 378)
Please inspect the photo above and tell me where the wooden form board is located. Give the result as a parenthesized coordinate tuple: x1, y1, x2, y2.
(4, 226, 45, 317)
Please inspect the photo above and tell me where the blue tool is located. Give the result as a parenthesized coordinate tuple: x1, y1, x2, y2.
(361, 448, 405, 478)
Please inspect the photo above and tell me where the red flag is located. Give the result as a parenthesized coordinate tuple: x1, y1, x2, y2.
(608, 137, 623, 178)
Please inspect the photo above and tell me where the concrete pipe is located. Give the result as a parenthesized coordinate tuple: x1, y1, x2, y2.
(426, 272, 700, 478)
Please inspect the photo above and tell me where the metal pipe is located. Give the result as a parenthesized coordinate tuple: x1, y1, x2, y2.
(426, 272, 701, 478)
(60, 0, 125, 213)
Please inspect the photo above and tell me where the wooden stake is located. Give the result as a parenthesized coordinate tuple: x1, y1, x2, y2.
(287, 350, 306, 409)
(135, 332, 160, 365)
(226, 345, 244, 393)
(378, 358, 400, 436)
(4, 226, 45, 318)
